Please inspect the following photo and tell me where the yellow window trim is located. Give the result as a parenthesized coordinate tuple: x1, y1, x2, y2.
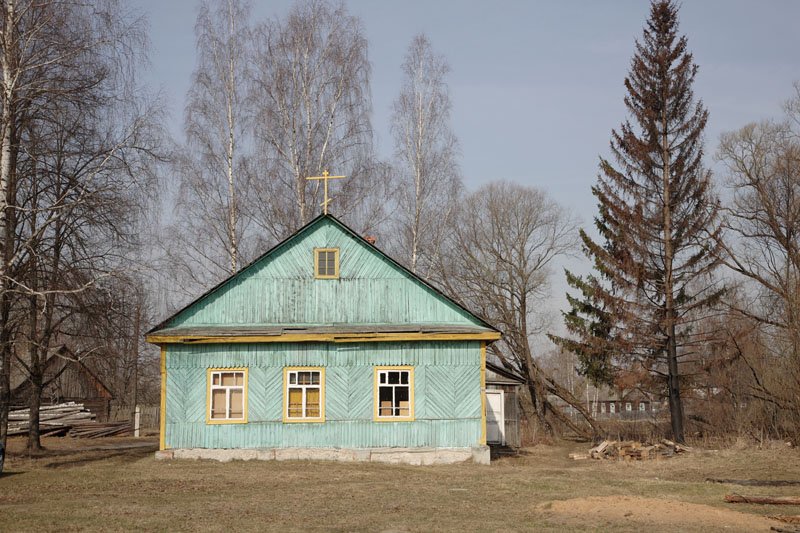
(282, 366, 326, 423)
(314, 248, 340, 279)
(206, 367, 249, 425)
(373, 365, 415, 422)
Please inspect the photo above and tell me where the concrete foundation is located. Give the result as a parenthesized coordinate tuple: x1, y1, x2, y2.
(155, 445, 490, 465)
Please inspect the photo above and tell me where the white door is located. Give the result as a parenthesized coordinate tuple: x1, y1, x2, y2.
(485, 390, 505, 445)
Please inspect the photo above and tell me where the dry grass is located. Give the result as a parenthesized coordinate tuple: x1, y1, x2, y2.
(2, 436, 799, 532)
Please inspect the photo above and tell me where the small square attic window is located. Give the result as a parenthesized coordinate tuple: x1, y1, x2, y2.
(314, 248, 339, 279)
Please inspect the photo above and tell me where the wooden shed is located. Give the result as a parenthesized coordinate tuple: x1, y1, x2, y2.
(485, 361, 524, 448)
(11, 352, 114, 421)
(147, 214, 501, 464)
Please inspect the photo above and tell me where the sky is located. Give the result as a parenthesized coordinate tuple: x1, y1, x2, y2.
(134, 0, 800, 339)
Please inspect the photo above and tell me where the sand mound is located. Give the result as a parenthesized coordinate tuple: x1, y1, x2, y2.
(540, 495, 777, 531)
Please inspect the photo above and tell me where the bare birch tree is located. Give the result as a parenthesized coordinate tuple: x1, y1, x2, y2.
(170, 0, 254, 292)
(437, 181, 598, 439)
(390, 34, 460, 276)
(247, 0, 387, 239)
(0, 0, 162, 452)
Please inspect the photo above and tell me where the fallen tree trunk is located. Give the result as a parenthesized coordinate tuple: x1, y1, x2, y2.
(770, 516, 800, 525)
(544, 375, 600, 437)
(725, 494, 800, 505)
(709, 479, 800, 487)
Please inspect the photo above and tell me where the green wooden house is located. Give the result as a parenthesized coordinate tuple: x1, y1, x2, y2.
(147, 214, 500, 464)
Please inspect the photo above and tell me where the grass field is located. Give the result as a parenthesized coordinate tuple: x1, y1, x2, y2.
(2, 436, 799, 532)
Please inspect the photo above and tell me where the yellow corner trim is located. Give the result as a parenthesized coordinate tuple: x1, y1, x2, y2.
(147, 331, 501, 345)
(206, 367, 249, 425)
(282, 367, 326, 423)
(373, 366, 415, 422)
(480, 342, 487, 446)
(159, 346, 167, 450)
(314, 248, 339, 279)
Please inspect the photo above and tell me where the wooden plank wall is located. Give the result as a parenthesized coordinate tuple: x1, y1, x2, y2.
(169, 219, 483, 328)
(164, 341, 482, 449)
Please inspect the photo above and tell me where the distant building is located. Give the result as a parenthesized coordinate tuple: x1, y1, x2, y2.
(589, 389, 665, 419)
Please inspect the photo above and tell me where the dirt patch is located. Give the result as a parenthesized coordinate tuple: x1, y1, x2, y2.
(541, 495, 778, 532)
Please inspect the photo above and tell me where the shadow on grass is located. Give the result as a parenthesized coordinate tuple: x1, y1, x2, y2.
(0, 470, 24, 479)
(489, 444, 536, 460)
(37, 445, 156, 469)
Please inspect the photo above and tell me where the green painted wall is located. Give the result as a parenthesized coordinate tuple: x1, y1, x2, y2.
(164, 341, 482, 449)
(166, 217, 484, 328)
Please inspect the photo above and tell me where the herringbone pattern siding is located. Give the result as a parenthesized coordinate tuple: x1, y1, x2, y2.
(326, 367, 348, 420)
(347, 367, 373, 419)
(424, 366, 455, 419)
(248, 367, 269, 420)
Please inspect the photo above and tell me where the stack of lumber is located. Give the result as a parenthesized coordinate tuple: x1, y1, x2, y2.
(68, 421, 131, 439)
(569, 439, 691, 461)
(7, 402, 95, 437)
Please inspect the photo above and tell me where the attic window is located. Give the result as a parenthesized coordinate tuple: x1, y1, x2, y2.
(314, 248, 339, 279)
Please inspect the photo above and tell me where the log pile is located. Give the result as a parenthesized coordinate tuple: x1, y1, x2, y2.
(68, 422, 132, 439)
(569, 439, 691, 461)
(8, 402, 96, 437)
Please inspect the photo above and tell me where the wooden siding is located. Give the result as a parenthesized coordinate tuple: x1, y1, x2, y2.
(166, 219, 483, 328)
(164, 341, 482, 449)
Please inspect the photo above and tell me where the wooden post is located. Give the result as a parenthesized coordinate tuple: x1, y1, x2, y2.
(134, 405, 140, 438)
(159, 346, 166, 450)
(480, 342, 487, 446)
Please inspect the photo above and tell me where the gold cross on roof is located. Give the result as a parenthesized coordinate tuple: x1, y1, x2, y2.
(306, 170, 346, 215)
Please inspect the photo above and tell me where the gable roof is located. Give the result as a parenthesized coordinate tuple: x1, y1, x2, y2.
(12, 348, 114, 401)
(148, 214, 500, 343)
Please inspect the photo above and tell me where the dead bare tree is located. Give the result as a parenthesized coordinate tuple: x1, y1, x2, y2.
(247, 0, 389, 239)
(170, 0, 255, 292)
(437, 181, 599, 439)
(716, 84, 800, 425)
(390, 34, 461, 276)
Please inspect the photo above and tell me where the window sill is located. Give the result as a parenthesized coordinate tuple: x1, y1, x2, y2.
(282, 417, 326, 423)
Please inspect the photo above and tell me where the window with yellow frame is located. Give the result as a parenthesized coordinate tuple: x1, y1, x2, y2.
(283, 367, 325, 422)
(207, 368, 248, 424)
(374, 366, 414, 421)
(314, 248, 339, 279)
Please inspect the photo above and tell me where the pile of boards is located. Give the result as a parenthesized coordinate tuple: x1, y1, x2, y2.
(569, 439, 691, 461)
(7, 402, 131, 438)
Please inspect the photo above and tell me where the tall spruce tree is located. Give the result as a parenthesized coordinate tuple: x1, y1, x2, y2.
(550, 0, 722, 442)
